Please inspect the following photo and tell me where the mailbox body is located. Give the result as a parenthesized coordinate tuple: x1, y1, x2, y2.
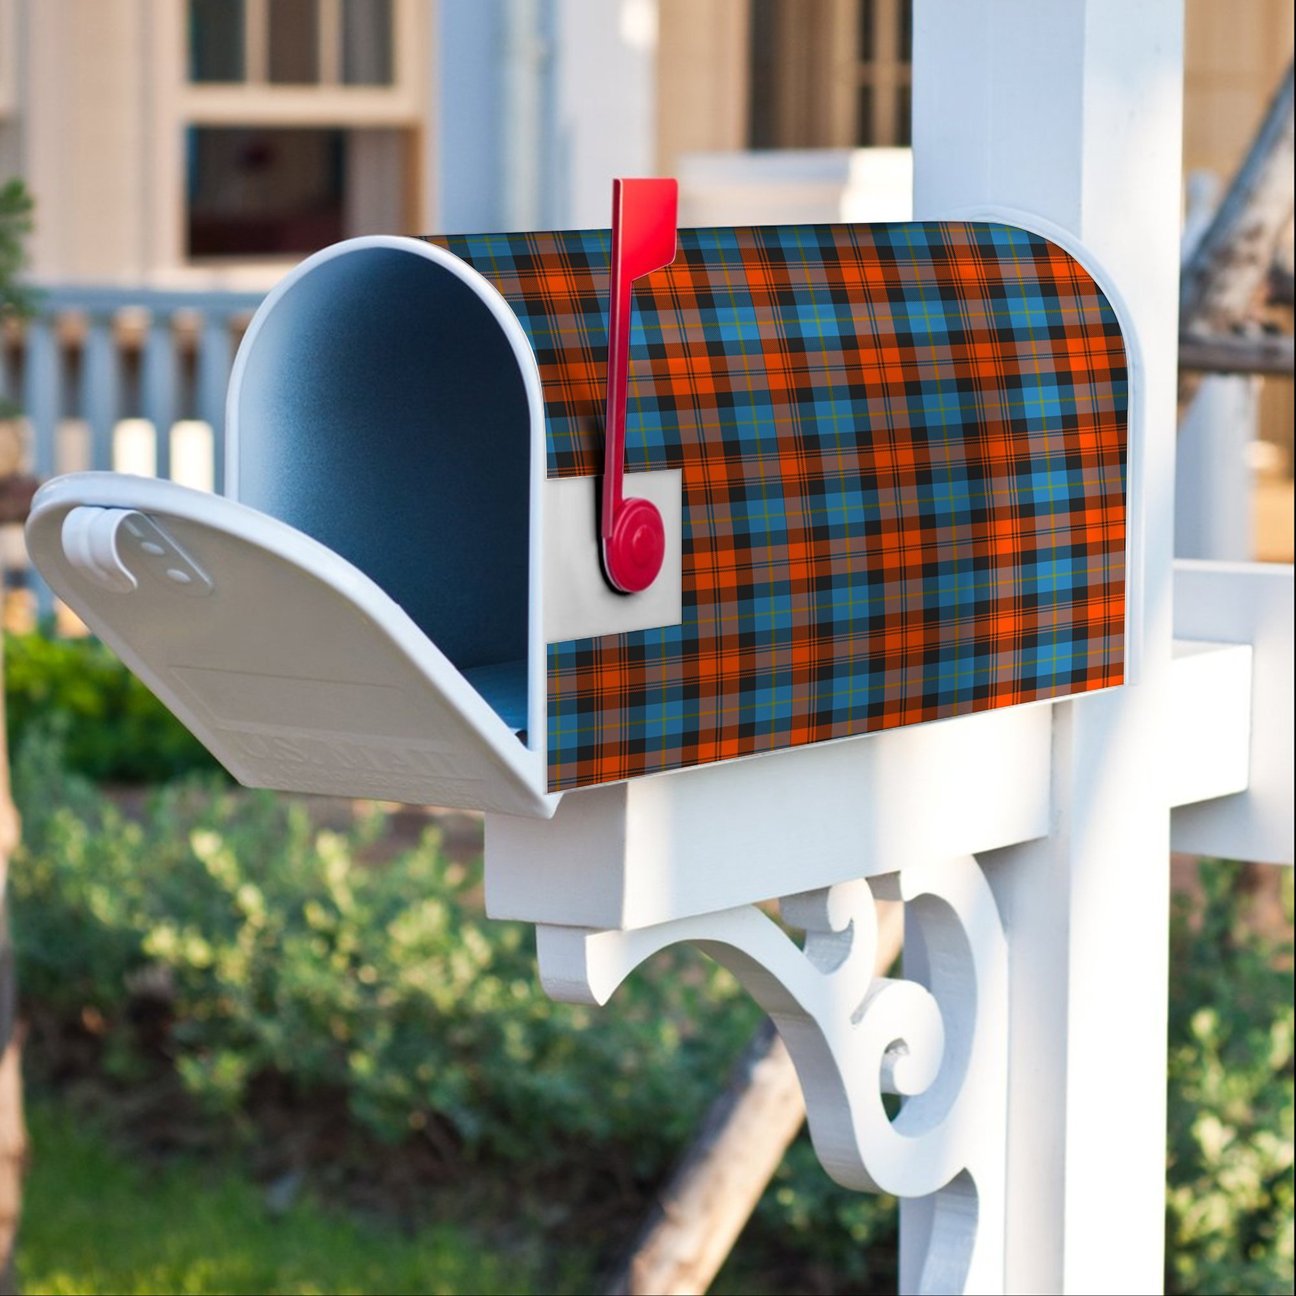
(27, 220, 1129, 814)
(440, 221, 1129, 792)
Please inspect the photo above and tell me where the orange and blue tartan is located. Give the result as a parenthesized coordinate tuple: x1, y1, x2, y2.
(432, 223, 1129, 793)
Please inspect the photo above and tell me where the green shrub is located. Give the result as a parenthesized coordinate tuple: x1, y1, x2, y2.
(4, 630, 220, 783)
(724, 1137, 897, 1294)
(11, 726, 759, 1171)
(1166, 861, 1294, 1295)
(12, 726, 896, 1288)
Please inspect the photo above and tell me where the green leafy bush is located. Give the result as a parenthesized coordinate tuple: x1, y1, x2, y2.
(4, 631, 221, 783)
(0, 178, 36, 422)
(11, 727, 758, 1171)
(11, 725, 898, 1288)
(724, 1137, 897, 1294)
(1166, 861, 1294, 1295)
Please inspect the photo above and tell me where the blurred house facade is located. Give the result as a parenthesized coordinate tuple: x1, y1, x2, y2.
(0, 0, 429, 289)
(0, 0, 1288, 277)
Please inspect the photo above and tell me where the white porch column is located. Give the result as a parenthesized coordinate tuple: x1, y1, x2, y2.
(911, 4, 1184, 1293)
(1175, 376, 1260, 561)
(550, 0, 658, 227)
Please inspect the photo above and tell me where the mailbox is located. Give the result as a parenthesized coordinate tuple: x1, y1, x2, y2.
(26, 184, 1130, 818)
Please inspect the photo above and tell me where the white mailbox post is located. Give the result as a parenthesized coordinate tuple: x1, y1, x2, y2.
(22, 3, 1294, 1294)
(913, 7, 1290, 1291)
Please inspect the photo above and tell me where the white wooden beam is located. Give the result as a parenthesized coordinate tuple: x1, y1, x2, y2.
(486, 703, 1051, 930)
(1175, 378, 1260, 561)
(1172, 561, 1295, 865)
(1167, 641, 1252, 810)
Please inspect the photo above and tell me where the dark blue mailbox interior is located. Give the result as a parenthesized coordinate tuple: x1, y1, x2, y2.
(233, 244, 532, 730)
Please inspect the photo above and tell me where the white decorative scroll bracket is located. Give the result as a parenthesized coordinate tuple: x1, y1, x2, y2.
(535, 855, 1008, 1296)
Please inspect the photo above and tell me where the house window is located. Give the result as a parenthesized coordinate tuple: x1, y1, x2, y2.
(186, 125, 411, 259)
(187, 127, 344, 257)
(342, 0, 394, 85)
(269, 0, 320, 85)
(855, 0, 912, 145)
(186, 0, 394, 87)
(190, 0, 247, 83)
(748, 0, 913, 148)
(174, 0, 419, 263)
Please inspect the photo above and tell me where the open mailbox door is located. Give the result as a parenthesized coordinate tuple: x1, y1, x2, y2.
(27, 473, 555, 818)
(27, 235, 555, 819)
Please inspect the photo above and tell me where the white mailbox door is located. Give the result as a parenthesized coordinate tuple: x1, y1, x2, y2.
(26, 473, 555, 819)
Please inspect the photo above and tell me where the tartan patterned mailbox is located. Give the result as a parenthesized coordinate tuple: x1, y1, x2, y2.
(438, 219, 1129, 791)
(26, 194, 1130, 816)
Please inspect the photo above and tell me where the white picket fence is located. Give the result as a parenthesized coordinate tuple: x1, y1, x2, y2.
(0, 285, 264, 615)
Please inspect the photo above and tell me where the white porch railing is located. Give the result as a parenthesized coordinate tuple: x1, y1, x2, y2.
(1, 284, 264, 617)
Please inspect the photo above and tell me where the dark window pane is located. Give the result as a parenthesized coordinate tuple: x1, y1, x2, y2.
(342, 0, 394, 85)
(858, 0, 875, 62)
(747, 0, 779, 148)
(187, 127, 345, 258)
(895, 84, 911, 145)
(269, 0, 320, 84)
(189, 0, 245, 82)
(856, 82, 874, 145)
(898, 0, 913, 62)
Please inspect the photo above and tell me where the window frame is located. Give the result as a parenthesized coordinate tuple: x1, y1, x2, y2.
(182, 0, 421, 122)
(152, 0, 426, 279)
(748, 0, 913, 150)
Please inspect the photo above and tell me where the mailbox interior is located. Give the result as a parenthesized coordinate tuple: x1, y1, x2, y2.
(228, 239, 541, 739)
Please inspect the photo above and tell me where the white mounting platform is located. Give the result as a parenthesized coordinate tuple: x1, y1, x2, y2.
(486, 702, 1052, 929)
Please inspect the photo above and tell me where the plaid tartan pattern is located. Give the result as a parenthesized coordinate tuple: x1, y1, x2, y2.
(431, 223, 1128, 793)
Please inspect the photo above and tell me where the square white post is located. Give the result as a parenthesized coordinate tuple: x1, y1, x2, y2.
(911, 3, 1183, 1291)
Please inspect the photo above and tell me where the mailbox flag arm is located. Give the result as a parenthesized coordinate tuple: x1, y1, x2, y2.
(601, 177, 678, 594)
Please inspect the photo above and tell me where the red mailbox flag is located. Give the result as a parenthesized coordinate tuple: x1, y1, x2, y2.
(601, 178, 678, 594)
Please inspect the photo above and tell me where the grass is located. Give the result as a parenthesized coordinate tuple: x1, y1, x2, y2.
(18, 1101, 552, 1296)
